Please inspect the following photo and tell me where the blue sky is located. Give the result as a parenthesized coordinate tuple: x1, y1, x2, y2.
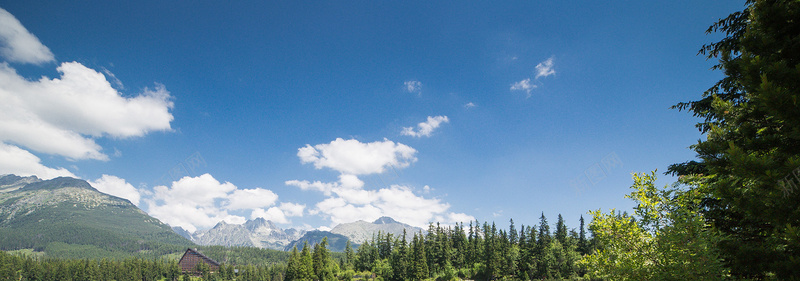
(0, 1, 744, 232)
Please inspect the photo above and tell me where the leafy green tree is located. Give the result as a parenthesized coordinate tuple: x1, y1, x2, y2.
(581, 171, 727, 280)
(669, 0, 800, 278)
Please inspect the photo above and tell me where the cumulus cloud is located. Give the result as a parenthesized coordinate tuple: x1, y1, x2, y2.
(144, 173, 290, 232)
(279, 202, 306, 217)
(404, 80, 422, 95)
(251, 207, 289, 224)
(464, 102, 476, 109)
(401, 116, 449, 138)
(312, 184, 474, 227)
(535, 57, 556, 78)
(0, 62, 174, 160)
(0, 143, 75, 179)
(227, 188, 279, 210)
(152, 174, 237, 208)
(146, 202, 225, 233)
(288, 173, 473, 227)
(0, 8, 174, 181)
(290, 137, 473, 227)
(90, 174, 141, 205)
(0, 8, 54, 64)
(297, 138, 417, 175)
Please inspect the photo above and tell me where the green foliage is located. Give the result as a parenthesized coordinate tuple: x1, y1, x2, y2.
(194, 245, 290, 266)
(581, 171, 728, 280)
(670, 0, 800, 278)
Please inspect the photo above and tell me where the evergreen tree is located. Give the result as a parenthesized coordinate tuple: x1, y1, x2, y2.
(313, 237, 335, 281)
(344, 240, 354, 271)
(286, 246, 300, 281)
(537, 213, 550, 247)
(509, 218, 518, 245)
(410, 232, 429, 280)
(555, 214, 568, 246)
(669, 0, 800, 278)
(389, 230, 410, 281)
(578, 215, 588, 255)
(299, 242, 315, 280)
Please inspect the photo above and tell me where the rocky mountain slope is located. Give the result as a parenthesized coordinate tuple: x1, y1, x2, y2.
(184, 217, 305, 250)
(331, 216, 424, 244)
(284, 230, 350, 252)
(0, 174, 192, 258)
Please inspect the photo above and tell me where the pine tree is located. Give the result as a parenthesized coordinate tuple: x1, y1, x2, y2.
(578, 215, 588, 255)
(555, 214, 567, 246)
(668, 0, 800, 278)
(313, 237, 335, 281)
(286, 246, 300, 281)
(410, 232, 429, 280)
(299, 242, 315, 280)
(344, 240, 354, 271)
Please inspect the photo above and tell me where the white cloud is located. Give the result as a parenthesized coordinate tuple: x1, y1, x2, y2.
(251, 207, 289, 224)
(146, 202, 231, 233)
(0, 62, 174, 160)
(510, 78, 536, 97)
(294, 175, 471, 228)
(152, 174, 236, 208)
(222, 215, 247, 225)
(285, 179, 337, 195)
(292, 137, 472, 228)
(509, 56, 556, 98)
(227, 188, 279, 210)
(440, 212, 476, 225)
(0, 8, 54, 64)
(0, 8, 173, 167)
(90, 174, 141, 205)
(297, 138, 417, 175)
(311, 184, 473, 228)
(401, 115, 449, 138)
(404, 80, 422, 95)
(279, 202, 306, 217)
(464, 102, 476, 109)
(0, 143, 75, 180)
(535, 57, 556, 78)
(143, 173, 293, 232)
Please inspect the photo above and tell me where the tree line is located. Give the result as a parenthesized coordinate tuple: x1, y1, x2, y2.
(287, 215, 595, 281)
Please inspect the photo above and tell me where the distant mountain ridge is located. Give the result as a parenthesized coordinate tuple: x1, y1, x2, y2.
(0, 174, 192, 258)
(179, 217, 306, 251)
(284, 230, 350, 252)
(331, 216, 424, 244)
(178, 216, 423, 252)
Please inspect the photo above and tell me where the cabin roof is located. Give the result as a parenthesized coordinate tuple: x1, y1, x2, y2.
(179, 248, 220, 267)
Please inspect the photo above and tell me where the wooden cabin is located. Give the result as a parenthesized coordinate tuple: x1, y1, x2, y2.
(178, 248, 220, 273)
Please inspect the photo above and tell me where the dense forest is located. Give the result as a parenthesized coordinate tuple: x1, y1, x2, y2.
(285, 215, 594, 281)
(0, 213, 593, 281)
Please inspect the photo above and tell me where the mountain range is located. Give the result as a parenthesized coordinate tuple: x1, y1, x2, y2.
(174, 218, 306, 250)
(173, 216, 424, 252)
(331, 216, 424, 244)
(0, 174, 192, 258)
(0, 173, 425, 257)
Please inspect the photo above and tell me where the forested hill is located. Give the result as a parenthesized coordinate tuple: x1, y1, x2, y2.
(0, 174, 193, 259)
